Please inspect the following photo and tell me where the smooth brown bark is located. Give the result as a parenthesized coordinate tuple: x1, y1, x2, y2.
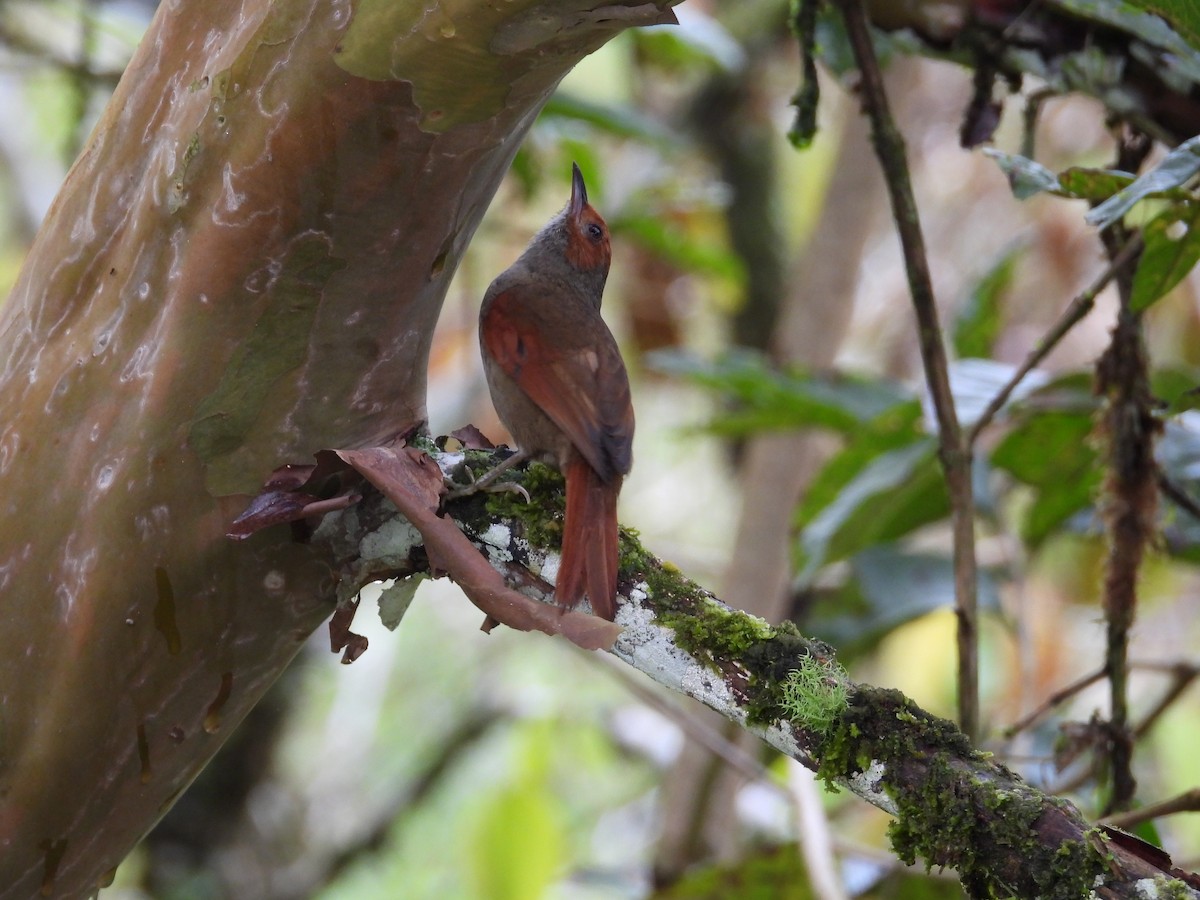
(0, 1, 673, 895)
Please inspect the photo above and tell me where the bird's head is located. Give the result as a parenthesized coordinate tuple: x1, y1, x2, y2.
(563, 162, 611, 275)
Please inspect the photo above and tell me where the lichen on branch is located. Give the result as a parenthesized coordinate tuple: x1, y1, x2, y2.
(282, 440, 1199, 900)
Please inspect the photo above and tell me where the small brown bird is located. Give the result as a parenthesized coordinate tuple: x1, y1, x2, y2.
(477, 163, 634, 621)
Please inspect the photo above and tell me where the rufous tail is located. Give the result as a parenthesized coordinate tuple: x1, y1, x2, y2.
(557, 454, 620, 620)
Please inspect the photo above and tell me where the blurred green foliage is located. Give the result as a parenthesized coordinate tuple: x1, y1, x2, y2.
(7, 1, 1200, 898)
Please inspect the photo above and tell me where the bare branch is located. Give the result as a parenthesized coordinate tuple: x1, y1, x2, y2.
(834, 0, 980, 740)
(967, 235, 1144, 446)
(302, 444, 1200, 899)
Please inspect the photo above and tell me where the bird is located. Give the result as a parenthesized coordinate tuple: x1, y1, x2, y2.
(475, 163, 634, 621)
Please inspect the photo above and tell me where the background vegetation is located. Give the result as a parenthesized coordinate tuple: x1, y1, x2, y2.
(1, 0, 1198, 897)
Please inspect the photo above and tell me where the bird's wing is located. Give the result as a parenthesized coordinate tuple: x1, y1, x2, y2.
(482, 288, 634, 481)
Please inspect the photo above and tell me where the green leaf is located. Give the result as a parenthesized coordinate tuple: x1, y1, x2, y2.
(616, 213, 745, 280)
(1056, 166, 1137, 202)
(1058, 0, 1200, 78)
(1086, 135, 1200, 229)
(632, 12, 743, 73)
(470, 723, 565, 900)
(794, 400, 925, 521)
(954, 247, 1022, 358)
(983, 152, 1157, 207)
(376, 575, 425, 630)
(991, 411, 1100, 545)
(811, 546, 1002, 653)
(651, 351, 912, 436)
(992, 413, 1094, 485)
(1129, 0, 1200, 51)
(982, 149, 1062, 200)
(1152, 365, 1200, 414)
(1131, 202, 1200, 311)
(796, 439, 948, 585)
(470, 782, 565, 900)
(542, 92, 675, 146)
(654, 844, 810, 899)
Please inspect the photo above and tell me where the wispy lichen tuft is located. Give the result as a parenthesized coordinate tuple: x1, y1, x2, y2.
(780, 655, 851, 736)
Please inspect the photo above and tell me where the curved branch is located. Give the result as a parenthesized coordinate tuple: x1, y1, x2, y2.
(295, 442, 1200, 900)
(835, 0, 979, 740)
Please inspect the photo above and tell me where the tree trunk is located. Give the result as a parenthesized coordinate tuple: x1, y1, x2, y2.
(0, 1, 673, 895)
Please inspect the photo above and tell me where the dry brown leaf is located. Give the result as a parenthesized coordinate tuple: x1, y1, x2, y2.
(337, 445, 622, 651)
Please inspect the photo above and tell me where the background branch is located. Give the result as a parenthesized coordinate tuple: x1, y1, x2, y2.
(835, 0, 980, 740)
(294, 445, 1200, 899)
(1094, 131, 1155, 814)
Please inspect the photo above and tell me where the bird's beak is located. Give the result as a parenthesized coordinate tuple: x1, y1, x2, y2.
(570, 162, 588, 216)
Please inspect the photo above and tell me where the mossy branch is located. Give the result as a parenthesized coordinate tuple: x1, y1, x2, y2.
(309, 444, 1199, 900)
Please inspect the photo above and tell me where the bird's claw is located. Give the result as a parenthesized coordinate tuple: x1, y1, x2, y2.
(489, 481, 531, 503)
(444, 467, 530, 504)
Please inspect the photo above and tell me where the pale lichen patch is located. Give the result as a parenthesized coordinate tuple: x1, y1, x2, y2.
(848, 760, 896, 815)
(360, 516, 422, 563)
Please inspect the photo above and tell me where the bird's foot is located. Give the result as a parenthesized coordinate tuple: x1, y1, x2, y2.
(444, 476, 531, 505)
(443, 451, 531, 504)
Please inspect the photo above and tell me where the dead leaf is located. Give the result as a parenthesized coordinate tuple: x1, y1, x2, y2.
(448, 424, 496, 450)
(227, 489, 321, 540)
(337, 445, 621, 651)
(229, 441, 622, 653)
(329, 600, 368, 664)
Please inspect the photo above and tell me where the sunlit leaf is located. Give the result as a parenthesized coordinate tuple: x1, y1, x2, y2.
(947, 358, 1049, 428)
(1128, 0, 1200, 50)
(1130, 202, 1200, 311)
(470, 725, 566, 900)
(633, 11, 744, 73)
(1086, 135, 1200, 229)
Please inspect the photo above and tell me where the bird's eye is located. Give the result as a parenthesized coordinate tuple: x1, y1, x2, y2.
(587, 223, 603, 240)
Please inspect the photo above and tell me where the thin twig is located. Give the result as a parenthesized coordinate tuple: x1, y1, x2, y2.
(1133, 662, 1199, 740)
(836, 0, 980, 741)
(1003, 666, 1107, 737)
(1158, 471, 1200, 522)
(1028, 661, 1199, 798)
(790, 765, 850, 900)
(1103, 788, 1200, 830)
(0, 22, 124, 88)
(1004, 659, 1197, 741)
(1020, 87, 1057, 160)
(967, 234, 1143, 446)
